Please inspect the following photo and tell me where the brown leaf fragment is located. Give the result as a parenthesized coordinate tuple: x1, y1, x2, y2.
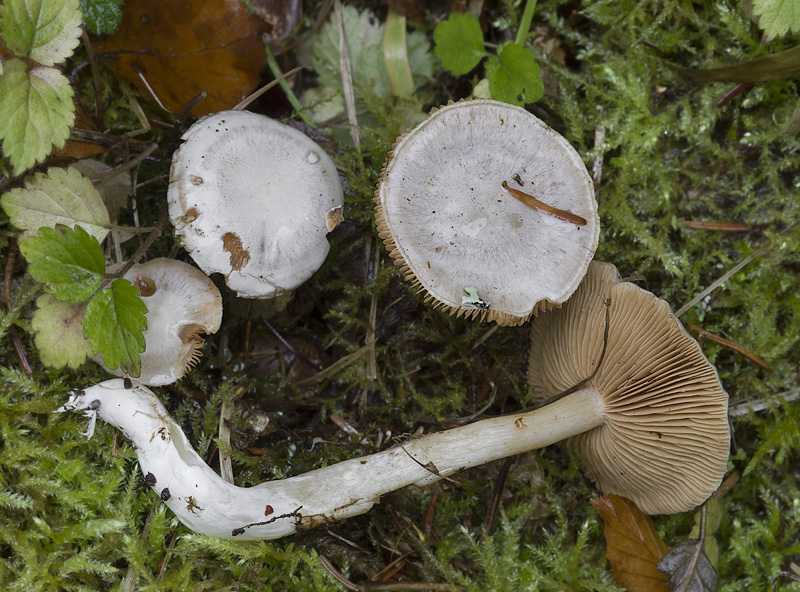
(657, 538, 719, 592)
(94, 0, 268, 116)
(591, 494, 672, 592)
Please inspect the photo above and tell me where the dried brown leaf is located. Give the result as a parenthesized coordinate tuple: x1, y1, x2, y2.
(94, 0, 268, 116)
(591, 494, 672, 592)
(657, 538, 718, 592)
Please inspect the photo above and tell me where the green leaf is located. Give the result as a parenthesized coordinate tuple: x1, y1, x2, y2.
(485, 42, 543, 106)
(83, 279, 147, 376)
(433, 12, 486, 76)
(0, 60, 75, 175)
(664, 45, 800, 83)
(0, 0, 82, 65)
(1, 167, 111, 242)
(19, 225, 105, 303)
(79, 0, 124, 35)
(752, 0, 800, 40)
(31, 294, 93, 369)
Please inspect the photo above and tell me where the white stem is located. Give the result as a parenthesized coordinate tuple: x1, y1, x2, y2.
(57, 380, 604, 540)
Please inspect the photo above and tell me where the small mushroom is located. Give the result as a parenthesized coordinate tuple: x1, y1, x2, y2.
(96, 258, 222, 385)
(528, 261, 730, 514)
(168, 110, 344, 299)
(375, 99, 599, 325)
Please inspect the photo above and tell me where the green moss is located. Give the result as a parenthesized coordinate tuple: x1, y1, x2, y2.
(2, 0, 800, 589)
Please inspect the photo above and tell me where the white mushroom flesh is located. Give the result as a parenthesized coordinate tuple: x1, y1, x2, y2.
(168, 110, 344, 299)
(376, 99, 599, 325)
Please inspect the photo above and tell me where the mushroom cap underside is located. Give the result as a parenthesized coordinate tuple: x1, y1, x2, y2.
(97, 258, 223, 385)
(168, 110, 344, 299)
(375, 99, 599, 326)
(528, 261, 730, 514)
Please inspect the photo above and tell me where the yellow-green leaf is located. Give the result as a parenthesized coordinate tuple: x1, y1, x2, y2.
(1, 167, 111, 242)
(0, 0, 82, 65)
(0, 60, 75, 175)
(31, 294, 92, 369)
(752, 0, 800, 40)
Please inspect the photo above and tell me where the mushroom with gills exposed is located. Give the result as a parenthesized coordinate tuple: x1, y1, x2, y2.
(168, 109, 344, 300)
(528, 261, 730, 514)
(57, 262, 728, 539)
(375, 99, 599, 326)
(95, 258, 223, 386)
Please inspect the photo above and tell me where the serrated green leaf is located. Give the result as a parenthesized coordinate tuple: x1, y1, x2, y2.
(19, 225, 105, 303)
(752, 0, 800, 40)
(79, 0, 124, 35)
(31, 293, 92, 369)
(0, 0, 82, 65)
(433, 12, 486, 76)
(0, 60, 75, 175)
(485, 42, 543, 106)
(304, 5, 392, 98)
(83, 279, 147, 376)
(1, 167, 111, 242)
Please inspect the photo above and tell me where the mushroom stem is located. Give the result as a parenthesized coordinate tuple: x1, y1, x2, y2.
(58, 380, 605, 540)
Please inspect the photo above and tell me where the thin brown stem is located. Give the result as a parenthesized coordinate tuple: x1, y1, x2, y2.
(82, 28, 105, 128)
(691, 325, 772, 371)
(502, 181, 587, 225)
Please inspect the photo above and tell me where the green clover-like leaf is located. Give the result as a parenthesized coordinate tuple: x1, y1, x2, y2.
(1, 167, 111, 242)
(0, 0, 82, 66)
(0, 60, 75, 175)
(79, 0, 124, 35)
(485, 42, 543, 106)
(31, 294, 93, 369)
(433, 12, 487, 76)
(752, 0, 800, 40)
(19, 224, 105, 303)
(83, 279, 147, 377)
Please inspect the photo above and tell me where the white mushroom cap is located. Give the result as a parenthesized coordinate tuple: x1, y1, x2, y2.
(375, 99, 599, 326)
(168, 110, 344, 299)
(97, 258, 223, 385)
(529, 261, 730, 514)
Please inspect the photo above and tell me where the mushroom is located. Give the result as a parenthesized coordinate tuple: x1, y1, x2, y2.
(375, 99, 599, 326)
(60, 273, 727, 540)
(96, 258, 222, 385)
(168, 110, 344, 299)
(528, 261, 730, 514)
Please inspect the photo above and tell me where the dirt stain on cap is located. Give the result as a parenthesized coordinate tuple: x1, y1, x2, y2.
(222, 232, 251, 271)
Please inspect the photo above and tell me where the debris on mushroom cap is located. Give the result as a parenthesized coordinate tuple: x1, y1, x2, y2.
(375, 99, 599, 326)
(528, 261, 730, 514)
(168, 110, 344, 299)
(96, 258, 223, 385)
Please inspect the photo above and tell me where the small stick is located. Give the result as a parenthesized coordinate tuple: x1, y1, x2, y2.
(105, 209, 169, 281)
(482, 455, 517, 536)
(319, 555, 358, 591)
(716, 82, 753, 108)
(502, 181, 587, 225)
(82, 29, 105, 128)
(261, 318, 324, 372)
(683, 220, 751, 232)
(675, 219, 800, 317)
(335, 0, 360, 148)
(690, 325, 772, 371)
(232, 66, 304, 111)
(423, 488, 440, 538)
(218, 398, 234, 484)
